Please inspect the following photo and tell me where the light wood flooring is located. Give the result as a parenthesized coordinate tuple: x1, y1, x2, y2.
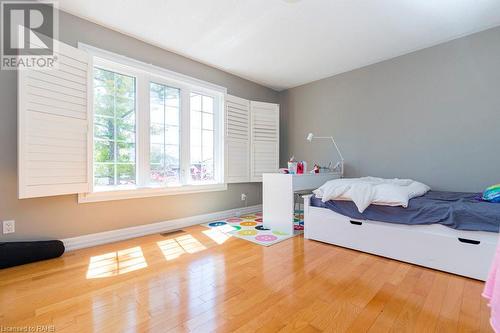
(0, 224, 493, 332)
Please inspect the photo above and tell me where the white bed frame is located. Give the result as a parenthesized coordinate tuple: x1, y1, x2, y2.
(303, 195, 497, 281)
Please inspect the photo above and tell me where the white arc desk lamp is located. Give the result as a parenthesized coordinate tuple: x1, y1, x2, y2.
(306, 132, 344, 176)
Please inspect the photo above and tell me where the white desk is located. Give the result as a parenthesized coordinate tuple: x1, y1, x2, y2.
(263, 173, 340, 235)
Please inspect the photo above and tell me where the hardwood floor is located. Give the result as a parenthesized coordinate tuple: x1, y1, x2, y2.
(0, 225, 492, 332)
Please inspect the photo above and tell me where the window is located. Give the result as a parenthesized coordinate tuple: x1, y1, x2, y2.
(150, 83, 180, 185)
(79, 44, 226, 202)
(93, 67, 137, 188)
(190, 93, 215, 182)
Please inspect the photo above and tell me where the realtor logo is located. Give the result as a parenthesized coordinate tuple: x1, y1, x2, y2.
(1, 1, 58, 70)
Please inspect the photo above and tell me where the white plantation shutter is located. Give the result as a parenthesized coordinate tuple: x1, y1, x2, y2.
(18, 39, 92, 198)
(250, 101, 279, 182)
(225, 94, 250, 183)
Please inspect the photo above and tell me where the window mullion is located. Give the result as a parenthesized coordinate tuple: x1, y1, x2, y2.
(200, 97, 204, 176)
(180, 88, 190, 185)
(215, 97, 223, 183)
(113, 73, 118, 186)
(162, 91, 167, 186)
(137, 73, 150, 187)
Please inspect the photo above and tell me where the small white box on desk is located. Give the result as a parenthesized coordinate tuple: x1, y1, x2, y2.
(263, 173, 340, 235)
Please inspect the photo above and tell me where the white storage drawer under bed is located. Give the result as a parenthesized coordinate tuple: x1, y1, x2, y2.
(304, 200, 498, 281)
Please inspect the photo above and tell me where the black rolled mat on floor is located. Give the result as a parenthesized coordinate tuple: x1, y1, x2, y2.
(0, 240, 65, 269)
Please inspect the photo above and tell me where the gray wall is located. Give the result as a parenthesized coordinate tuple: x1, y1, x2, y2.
(280, 26, 500, 192)
(0, 11, 279, 241)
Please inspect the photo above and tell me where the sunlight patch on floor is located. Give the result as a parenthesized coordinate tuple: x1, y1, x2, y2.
(202, 228, 231, 244)
(157, 234, 207, 261)
(86, 246, 148, 279)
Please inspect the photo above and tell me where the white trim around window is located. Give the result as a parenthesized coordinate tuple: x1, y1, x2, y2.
(78, 183, 228, 203)
(77, 43, 227, 203)
(78, 43, 227, 94)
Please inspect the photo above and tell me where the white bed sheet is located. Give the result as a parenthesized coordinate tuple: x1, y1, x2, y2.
(313, 176, 430, 213)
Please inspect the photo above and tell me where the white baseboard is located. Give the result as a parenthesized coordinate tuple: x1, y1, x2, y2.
(62, 204, 262, 252)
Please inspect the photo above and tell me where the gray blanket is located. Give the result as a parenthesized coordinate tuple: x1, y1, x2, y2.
(310, 191, 500, 232)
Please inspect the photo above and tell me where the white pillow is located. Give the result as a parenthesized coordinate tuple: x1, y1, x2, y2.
(372, 181, 430, 208)
(407, 181, 431, 199)
(313, 178, 353, 198)
(372, 183, 410, 208)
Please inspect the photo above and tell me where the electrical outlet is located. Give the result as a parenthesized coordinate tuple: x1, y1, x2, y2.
(241, 193, 247, 201)
(3, 220, 15, 234)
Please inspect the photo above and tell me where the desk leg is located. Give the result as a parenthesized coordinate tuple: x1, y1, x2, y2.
(262, 174, 294, 235)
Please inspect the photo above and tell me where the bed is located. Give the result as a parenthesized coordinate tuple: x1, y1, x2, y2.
(303, 190, 500, 281)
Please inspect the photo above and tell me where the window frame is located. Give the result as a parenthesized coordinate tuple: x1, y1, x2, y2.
(148, 79, 182, 187)
(188, 91, 223, 185)
(92, 60, 140, 189)
(78, 43, 226, 203)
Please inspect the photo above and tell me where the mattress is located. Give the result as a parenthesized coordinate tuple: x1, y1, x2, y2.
(310, 191, 500, 232)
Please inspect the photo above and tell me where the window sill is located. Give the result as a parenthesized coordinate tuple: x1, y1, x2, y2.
(78, 183, 228, 203)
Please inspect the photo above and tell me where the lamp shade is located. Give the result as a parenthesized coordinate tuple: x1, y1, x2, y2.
(306, 133, 314, 142)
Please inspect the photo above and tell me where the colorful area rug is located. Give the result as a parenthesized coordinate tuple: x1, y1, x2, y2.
(201, 211, 304, 246)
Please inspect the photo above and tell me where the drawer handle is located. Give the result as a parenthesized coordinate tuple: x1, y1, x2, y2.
(350, 220, 363, 226)
(458, 238, 480, 245)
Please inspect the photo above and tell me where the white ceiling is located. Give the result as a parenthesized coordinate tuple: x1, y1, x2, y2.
(59, 0, 500, 91)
